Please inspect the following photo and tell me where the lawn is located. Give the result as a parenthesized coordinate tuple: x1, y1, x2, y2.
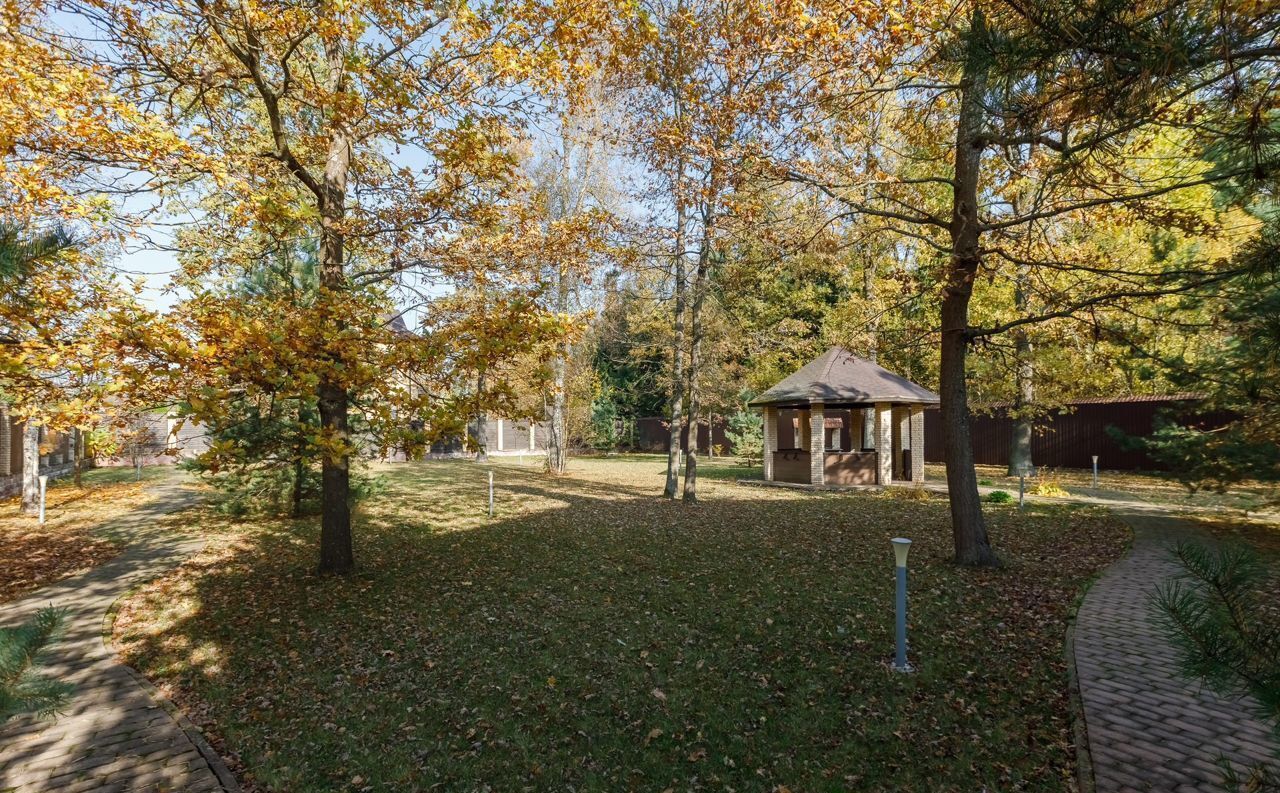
(0, 466, 171, 602)
(927, 463, 1279, 514)
(114, 456, 1129, 792)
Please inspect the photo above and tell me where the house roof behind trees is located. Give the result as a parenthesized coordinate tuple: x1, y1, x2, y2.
(749, 346, 940, 408)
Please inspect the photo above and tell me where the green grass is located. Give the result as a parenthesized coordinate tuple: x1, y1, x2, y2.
(115, 457, 1128, 792)
(927, 462, 1278, 513)
(58, 463, 175, 488)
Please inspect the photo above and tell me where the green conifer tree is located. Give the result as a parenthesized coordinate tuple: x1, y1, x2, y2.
(1, 607, 73, 722)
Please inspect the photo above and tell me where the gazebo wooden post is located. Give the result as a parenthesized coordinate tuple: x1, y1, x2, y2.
(763, 407, 776, 481)
(874, 402, 893, 485)
(809, 402, 825, 486)
(910, 406, 926, 482)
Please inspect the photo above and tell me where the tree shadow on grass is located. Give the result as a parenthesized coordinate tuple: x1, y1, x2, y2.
(106, 460, 1130, 792)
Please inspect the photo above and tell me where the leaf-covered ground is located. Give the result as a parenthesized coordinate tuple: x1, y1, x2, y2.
(0, 467, 168, 602)
(114, 456, 1129, 792)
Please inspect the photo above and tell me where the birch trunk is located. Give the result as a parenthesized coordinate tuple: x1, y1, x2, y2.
(73, 429, 83, 488)
(664, 205, 687, 499)
(475, 367, 489, 463)
(547, 264, 569, 474)
(682, 221, 714, 503)
(21, 422, 39, 515)
(861, 254, 879, 450)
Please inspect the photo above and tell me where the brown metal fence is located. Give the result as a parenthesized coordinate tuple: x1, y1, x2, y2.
(922, 396, 1232, 471)
(633, 417, 733, 455)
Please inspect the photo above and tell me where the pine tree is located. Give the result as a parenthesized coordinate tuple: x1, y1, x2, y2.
(1156, 542, 1280, 727)
(724, 410, 763, 468)
(0, 607, 73, 723)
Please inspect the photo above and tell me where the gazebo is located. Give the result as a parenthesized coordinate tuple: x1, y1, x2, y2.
(749, 347, 939, 487)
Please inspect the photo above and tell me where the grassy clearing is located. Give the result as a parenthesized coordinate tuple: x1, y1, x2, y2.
(1186, 515, 1280, 611)
(115, 456, 1127, 792)
(0, 466, 171, 602)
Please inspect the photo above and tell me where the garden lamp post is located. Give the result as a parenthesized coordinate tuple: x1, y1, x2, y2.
(1092, 455, 1099, 488)
(38, 474, 48, 526)
(1018, 466, 1027, 510)
(488, 470, 494, 518)
(891, 537, 913, 672)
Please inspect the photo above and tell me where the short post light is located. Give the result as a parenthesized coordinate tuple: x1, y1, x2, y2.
(488, 470, 494, 518)
(1018, 465, 1027, 510)
(891, 537, 913, 672)
(38, 474, 48, 526)
(1091, 455, 1099, 488)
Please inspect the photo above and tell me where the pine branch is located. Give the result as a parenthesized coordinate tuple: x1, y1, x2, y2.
(0, 607, 74, 723)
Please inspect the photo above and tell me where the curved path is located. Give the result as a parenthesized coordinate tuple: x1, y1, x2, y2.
(0, 476, 238, 793)
(1073, 505, 1280, 792)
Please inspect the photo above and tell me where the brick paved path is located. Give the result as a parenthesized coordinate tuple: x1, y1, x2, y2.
(1073, 507, 1280, 793)
(0, 476, 237, 793)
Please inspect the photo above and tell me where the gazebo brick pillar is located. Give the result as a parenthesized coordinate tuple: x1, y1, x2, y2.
(874, 402, 893, 485)
(910, 407, 926, 482)
(896, 408, 911, 480)
(762, 407, 776, 481)
(809, 403, 825, 485)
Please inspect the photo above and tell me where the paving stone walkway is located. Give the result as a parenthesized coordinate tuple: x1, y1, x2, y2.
(0, 476, 237, 793)
(1073, 506, 1280, 793)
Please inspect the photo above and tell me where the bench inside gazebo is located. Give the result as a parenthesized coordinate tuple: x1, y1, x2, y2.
(749, 347, 939, 487)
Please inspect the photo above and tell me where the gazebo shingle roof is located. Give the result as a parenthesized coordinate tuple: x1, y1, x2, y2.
(749, 346, 939, 407)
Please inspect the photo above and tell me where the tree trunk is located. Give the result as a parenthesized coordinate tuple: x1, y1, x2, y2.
(293, 405, 307, 518)
(316, 377, 352, 573)
(21, 422, 39, 515)
(547, 264, 569, 474)
(292, 454, 305, 518)
(942, 8, 999, 567)
(664, 203, 688, 499)
(315, 63, 354, 574)
(861, 249, 880, 450)
(1007, 270, 1035, 476)
(682, 223, 713, 503)
(474, 367, 489, 463)
(73, 429, 83, 488)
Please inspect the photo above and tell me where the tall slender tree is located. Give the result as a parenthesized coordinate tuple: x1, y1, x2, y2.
(788, 0, 1280, 565)
(78, 0, 614, 572)
(612, 0, 825, 501)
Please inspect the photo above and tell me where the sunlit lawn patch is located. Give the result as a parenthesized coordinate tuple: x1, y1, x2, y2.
(928, 463, 1278, 514)
(0, 466, 170, 602)
(115, 456, 1128, 792)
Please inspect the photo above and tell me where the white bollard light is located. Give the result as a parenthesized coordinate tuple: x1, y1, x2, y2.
(891, 538, 913, 673)
(38, 474, 48, 526)
(488, 470, 494, 518)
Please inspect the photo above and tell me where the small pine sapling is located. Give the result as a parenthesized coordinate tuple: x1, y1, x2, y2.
(1156, 542, 1280, 727)
(725, 410, 763, 468)
(1, 606, 74, 722)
